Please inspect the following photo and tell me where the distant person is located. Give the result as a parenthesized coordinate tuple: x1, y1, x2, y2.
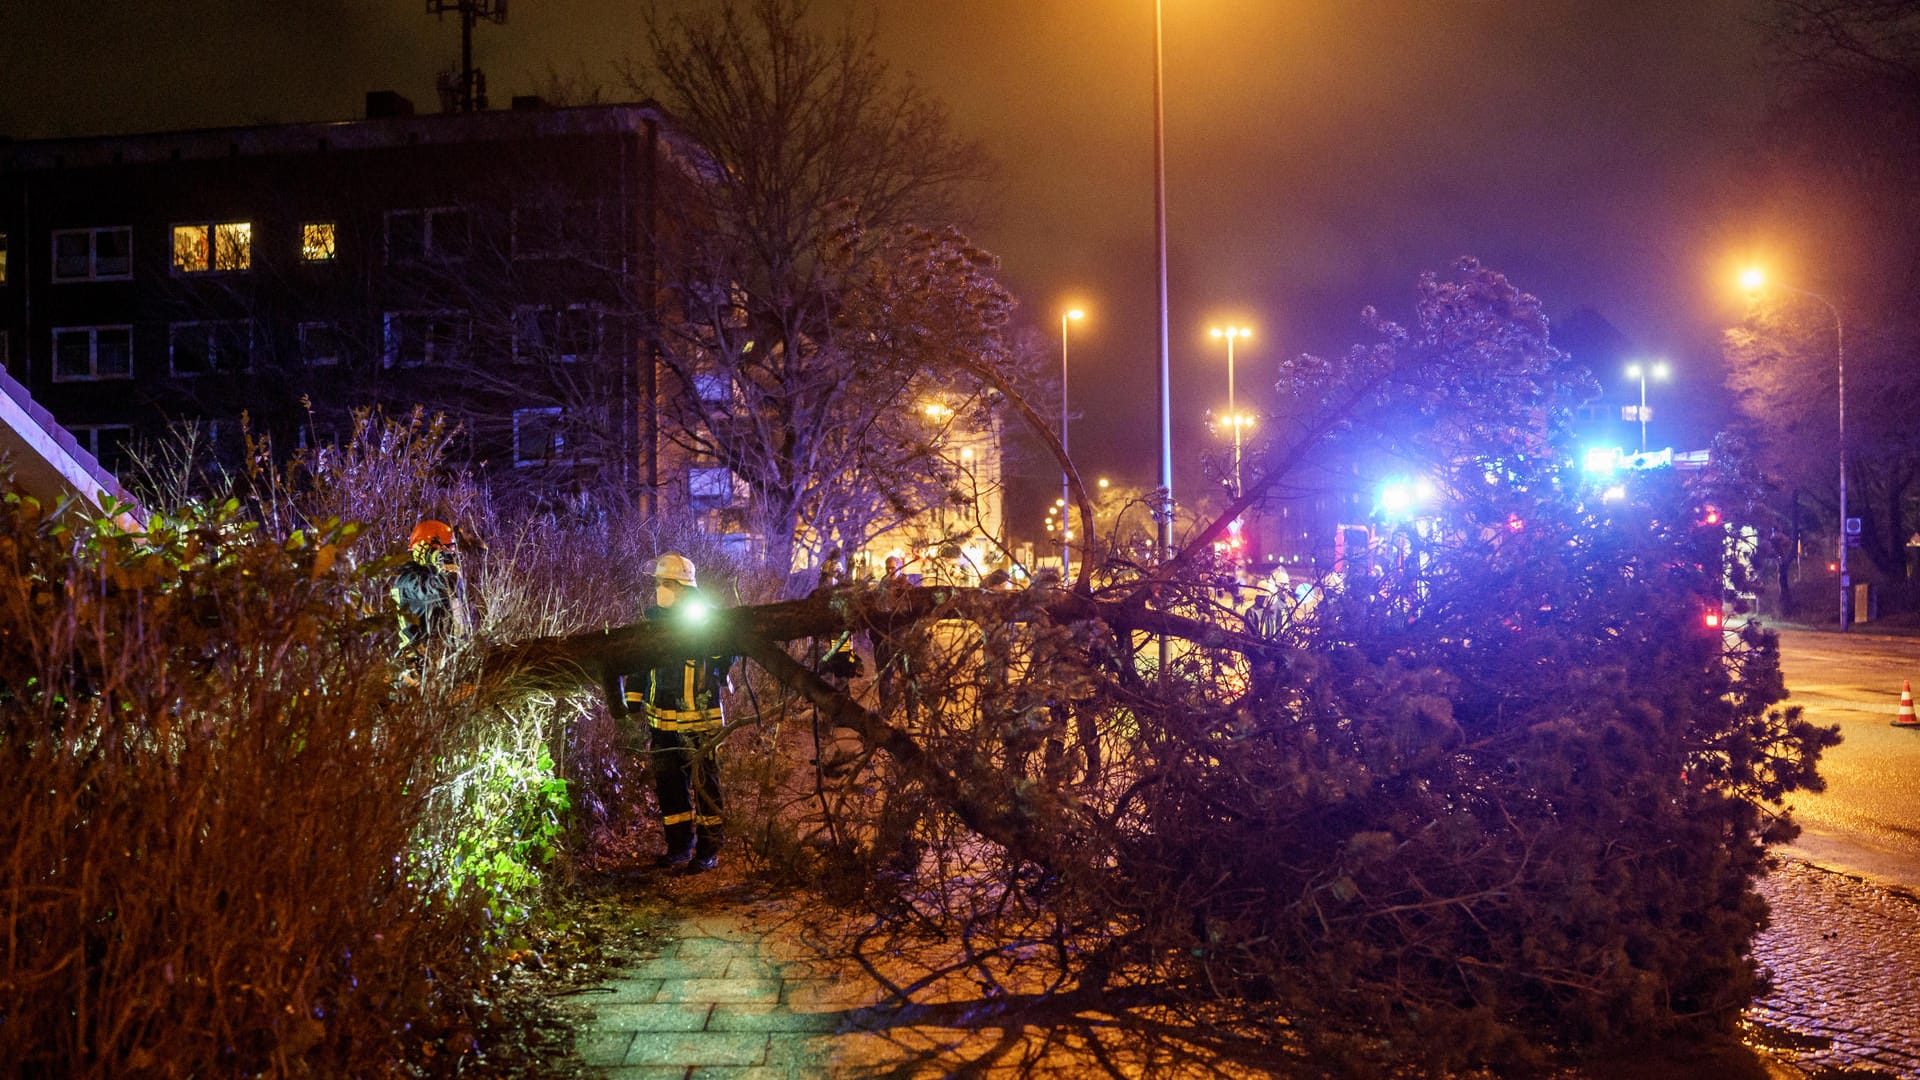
(390, 519, 469, 683)
(872, 556, 911, 708)
(614, 552, 734, 873)
(816, 546, 848, 592)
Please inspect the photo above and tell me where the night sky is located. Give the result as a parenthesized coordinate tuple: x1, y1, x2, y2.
(0, 0, 1782, 522)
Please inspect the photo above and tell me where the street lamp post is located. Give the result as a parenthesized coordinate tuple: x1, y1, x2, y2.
(1061, 308, 1084, 580)
(1152, 0, 1173, 565)
(1624, 360, 1669, 454)
(1151, 0, 1172, 677)
(1743, 267, 1848, 630)
(1210, 326, 1252, 496)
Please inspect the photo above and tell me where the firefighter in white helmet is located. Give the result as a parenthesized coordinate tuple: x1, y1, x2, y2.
(613, 552, 734, 873)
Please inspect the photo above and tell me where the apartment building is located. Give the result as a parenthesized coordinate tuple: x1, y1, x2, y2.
(0, 93, 702, 512)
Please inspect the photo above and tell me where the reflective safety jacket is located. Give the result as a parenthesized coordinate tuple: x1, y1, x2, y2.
(620, 599, 733, 733)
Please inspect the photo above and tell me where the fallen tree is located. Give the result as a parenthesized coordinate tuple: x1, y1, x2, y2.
(492, 262, 1838, 1077)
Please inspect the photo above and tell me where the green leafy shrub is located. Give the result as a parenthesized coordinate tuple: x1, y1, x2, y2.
(0, 488, 494, 1075)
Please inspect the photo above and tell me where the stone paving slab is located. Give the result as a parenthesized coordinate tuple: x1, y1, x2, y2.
(1749, 859, 1920, 1078)
(578, 905, 868, 1078)
(579, 864, 1897, 1078)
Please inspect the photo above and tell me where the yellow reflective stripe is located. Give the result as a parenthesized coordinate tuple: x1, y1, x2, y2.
(648, 705, 721, 721)
(650, 719, 721, 732)
(695, 814, 724, 826)
(683, 662, 696, 710)
(661, 811, 696, 825)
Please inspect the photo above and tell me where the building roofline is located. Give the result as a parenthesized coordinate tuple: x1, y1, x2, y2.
(1, 100, 697, 172)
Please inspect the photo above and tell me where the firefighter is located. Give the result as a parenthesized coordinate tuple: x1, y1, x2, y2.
(615, 552, 734, 873)
(391, 519, 469, 682)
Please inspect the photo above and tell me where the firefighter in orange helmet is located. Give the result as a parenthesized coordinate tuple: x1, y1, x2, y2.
(391, 520, 470, 677)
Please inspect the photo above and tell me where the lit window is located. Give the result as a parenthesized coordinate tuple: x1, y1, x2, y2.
(171, 222, 251, 273)
(51, 326, 133, 381)
(168, 321, 251, 376)
(51, 227, 132, 282)
(302, 223, 337, 262)
(0, 232, 8, 285)
(298, 321, 344, 366)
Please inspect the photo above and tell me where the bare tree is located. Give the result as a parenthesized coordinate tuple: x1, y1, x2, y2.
(624, 0, 1021, 579)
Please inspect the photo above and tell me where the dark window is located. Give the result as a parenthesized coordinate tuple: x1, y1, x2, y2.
(76, 425, 134, 472)
(514, 305, 599, 363)
(52, 326, 133, 381)
(382, 311, 470, 368)
(54, 233, 90, 279)
(52, 227, 132, 282)
(168, 321, 251, 376)
(298, 321, 344, 366)
(386, 211, 426, 263)
(385, 208, 469, 264)
(512, 407, 566, 466)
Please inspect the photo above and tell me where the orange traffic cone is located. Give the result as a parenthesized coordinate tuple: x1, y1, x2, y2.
(1895, 681, 1920, 727)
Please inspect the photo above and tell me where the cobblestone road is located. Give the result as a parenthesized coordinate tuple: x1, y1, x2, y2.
(1751, 860, 1920, 1078)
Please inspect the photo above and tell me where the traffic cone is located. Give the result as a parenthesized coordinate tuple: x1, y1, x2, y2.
(1895, 681, 1920, 727)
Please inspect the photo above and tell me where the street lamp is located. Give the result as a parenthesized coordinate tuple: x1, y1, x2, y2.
(1152, 0, 1173, 571)
(1210, 326, 1252, 496)
(1061, 307, 1085, 580)
(1623, 360, 1669, 453)
(1743, 266, 1848, 630)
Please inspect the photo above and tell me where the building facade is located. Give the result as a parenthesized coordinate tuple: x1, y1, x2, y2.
(0, 94, 707, 511)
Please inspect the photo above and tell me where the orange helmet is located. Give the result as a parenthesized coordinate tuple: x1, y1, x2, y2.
(409, 520, 455, 549)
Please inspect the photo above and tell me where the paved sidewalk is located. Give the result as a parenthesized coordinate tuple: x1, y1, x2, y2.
(1750, 860, 1920, 1078)
(571, 904, 856, 1079)
(568, 861, 1917, 1079)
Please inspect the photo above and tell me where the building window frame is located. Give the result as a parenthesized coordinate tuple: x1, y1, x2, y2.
(167, 319, 253, 377)
(688, 461, 748, 510)
(512, 407, 569, 467)
(381, 309, 471, 369)
(384, 207, 470, 265)
(298, 321, 345, 366)
(170, 221, 252, 275)
(50, 227, 133, 283)
(301, 222, 337, 262)
(73, 423, 134, 471)
(51, 325, 134, 382)
(512, 304, 602, 364)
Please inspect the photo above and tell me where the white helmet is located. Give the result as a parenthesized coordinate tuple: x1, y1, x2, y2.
(652, 552, 697, 587)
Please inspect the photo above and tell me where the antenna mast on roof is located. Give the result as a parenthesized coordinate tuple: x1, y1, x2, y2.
(428, 0, 507, 113)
